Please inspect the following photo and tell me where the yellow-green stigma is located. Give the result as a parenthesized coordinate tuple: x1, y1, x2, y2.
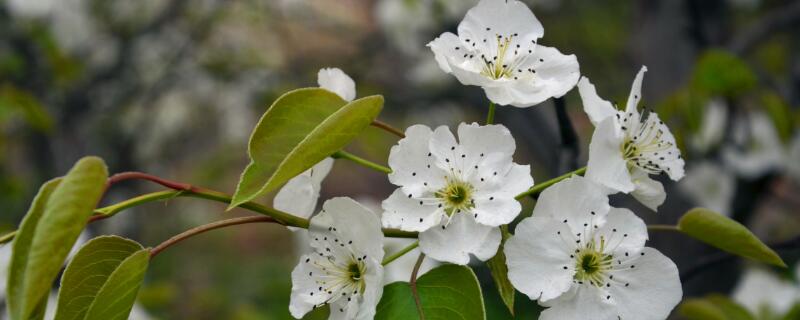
(435, 178, 475, 216)
(347, 260, 367, 294)
(573, 239, 613, 287)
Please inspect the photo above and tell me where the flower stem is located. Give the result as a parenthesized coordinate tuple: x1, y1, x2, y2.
(371, 120, 406, 138)
(486, 102, 496, 125)
(410, 253, 426, 320)
(514, 166, 587, 200)
(332, 150, 392, 174)
(149, 216, 278, 258)
(0, 231, 16, 245)
(381, 241, 419, 266)
(647, 224, 680, 232)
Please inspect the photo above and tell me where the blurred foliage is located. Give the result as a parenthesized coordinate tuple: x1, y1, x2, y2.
(691, 50, 757, 98)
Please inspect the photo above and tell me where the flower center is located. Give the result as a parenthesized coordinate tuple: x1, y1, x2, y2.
(474, 34, 535, 81)
(620, 114, 674, 174)
(435, 178, 475, 215)
(573, 239, 613, 287)
(348, 261, 364, 282)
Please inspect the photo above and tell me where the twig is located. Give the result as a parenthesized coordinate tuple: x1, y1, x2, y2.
(371, 120, 405, 138)
(647, 225, 680, 232)
(515, 167, 586, 200)
(729, 1, 800, 54)
(382, 241, 419, 266)
(486, 102, 496, 125)
(680, 235, 800, 281)
(553, 97, 579, 171)
(332, 150, 392, 174)
(410, 253, 426, 320)
(149, 216, 277, 258)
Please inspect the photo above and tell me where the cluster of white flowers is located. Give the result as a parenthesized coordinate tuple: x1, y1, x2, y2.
(278, 1, 689, 319)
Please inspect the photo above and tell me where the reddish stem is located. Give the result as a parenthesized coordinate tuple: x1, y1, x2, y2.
(149, 216, 277, 258)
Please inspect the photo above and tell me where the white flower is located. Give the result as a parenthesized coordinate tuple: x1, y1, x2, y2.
(428, 0, 579, 108)
(274, 158, 335, 226)
(723, 111, 786, 178)
(289, 197, 385, 320)
(579, 66, 685, 211)
(381, 123, 533, 264)
(678, 162, 735, 216)
(690, 99, 728, 154)
(317, 68, 356, 102)
(505, 176, 682, 320)
(732, 267, 800, 317)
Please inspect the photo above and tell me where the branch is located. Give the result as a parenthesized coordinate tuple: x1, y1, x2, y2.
(149, 216, 277, 258)
(371, 120, 405, 138)
(515, 167, 586, 200)
(332, 150, 392, 174)
(553, 97, 579, 171)
(410, 253, 426, 320)
(729, 1, 800, 54)
(680, 234, 800, 281)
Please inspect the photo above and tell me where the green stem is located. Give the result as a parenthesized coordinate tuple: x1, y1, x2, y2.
(486, 102, 496, 125)
(514, 166, 587, 200)
(647, 224, 680, 232)
(332, 150, 392, 174)
(381, 241, 419, 266)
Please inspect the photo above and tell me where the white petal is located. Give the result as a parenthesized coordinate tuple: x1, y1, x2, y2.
(723, 112, 786, 178)
(311, 197, 385, 260)
(317, 68, 356, 102)
(289, 255, 334, 318)
(603, 248, 682, 320)
(641, 112, 685, 180)
(418, 213, 500, 264)
(540, 248, 681, 320)
(733, 268, 800, 315)
(457, 122, 515, 163)
(381, 188, 444, 232)
(328, 259, 384, 320)
(388, 125, 447, 196)
(274, 158, 334, 223)
(505, 216, 577, 302)
(274, 175, 318, 221)
(429, 125, 460, 169)
(539, 285, 617, 320)
(483, 84, 516, 106)
(458, 0, 543, 44)
(472, 164, 532, 226)
(427, 32, 462, 74)
(677, 162, 735, 216)
(586, 117, 634, 193)
(578, 76, 617, 126)
(596, 207, 648, 256)
(503, 45, 580, 108)
(624, 66, 647, 115)
(630, 169, 666, 211)
(533, 175, 610, 235)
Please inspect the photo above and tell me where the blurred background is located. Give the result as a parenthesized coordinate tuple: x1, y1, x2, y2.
(0, 0, 799, 319)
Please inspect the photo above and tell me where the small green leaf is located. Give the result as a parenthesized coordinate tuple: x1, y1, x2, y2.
(678, 208, 786, 267)
(375, 264, 486, 320)
(678, 295, 754, 320)
(487, 226, 515, 315)
(230, 88, 383, 209)
(7, 157, 108, 320)
(55, 236, 148, 320)
(84, 248, 150, 320)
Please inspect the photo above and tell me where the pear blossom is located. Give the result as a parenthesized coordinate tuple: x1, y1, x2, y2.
(579, 66, 685, 211)
(428, 0, 579, 108)
(723, 111, 786, 178)
(274, 67, 353, 227)
(732, 266, 800, 317)
(382, 122, 533, 264)
(505, 176, 682, 320)
(678, 162, 735, 216)
(690, 99, 728, 154)
(289, 197, 384, 320)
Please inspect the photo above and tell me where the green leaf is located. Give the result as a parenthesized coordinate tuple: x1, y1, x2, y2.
(486, 226, 515, 315)
(678, 295, 754, 320)
(691, 50, 757, 98)
(7, 156, 108, 320)
(55, 236, 149, 320)
(375, 264, 486, 320)
(84, 248, 150, 320)
(678, 208, 786, 267)
(230, 88, 383, 209)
